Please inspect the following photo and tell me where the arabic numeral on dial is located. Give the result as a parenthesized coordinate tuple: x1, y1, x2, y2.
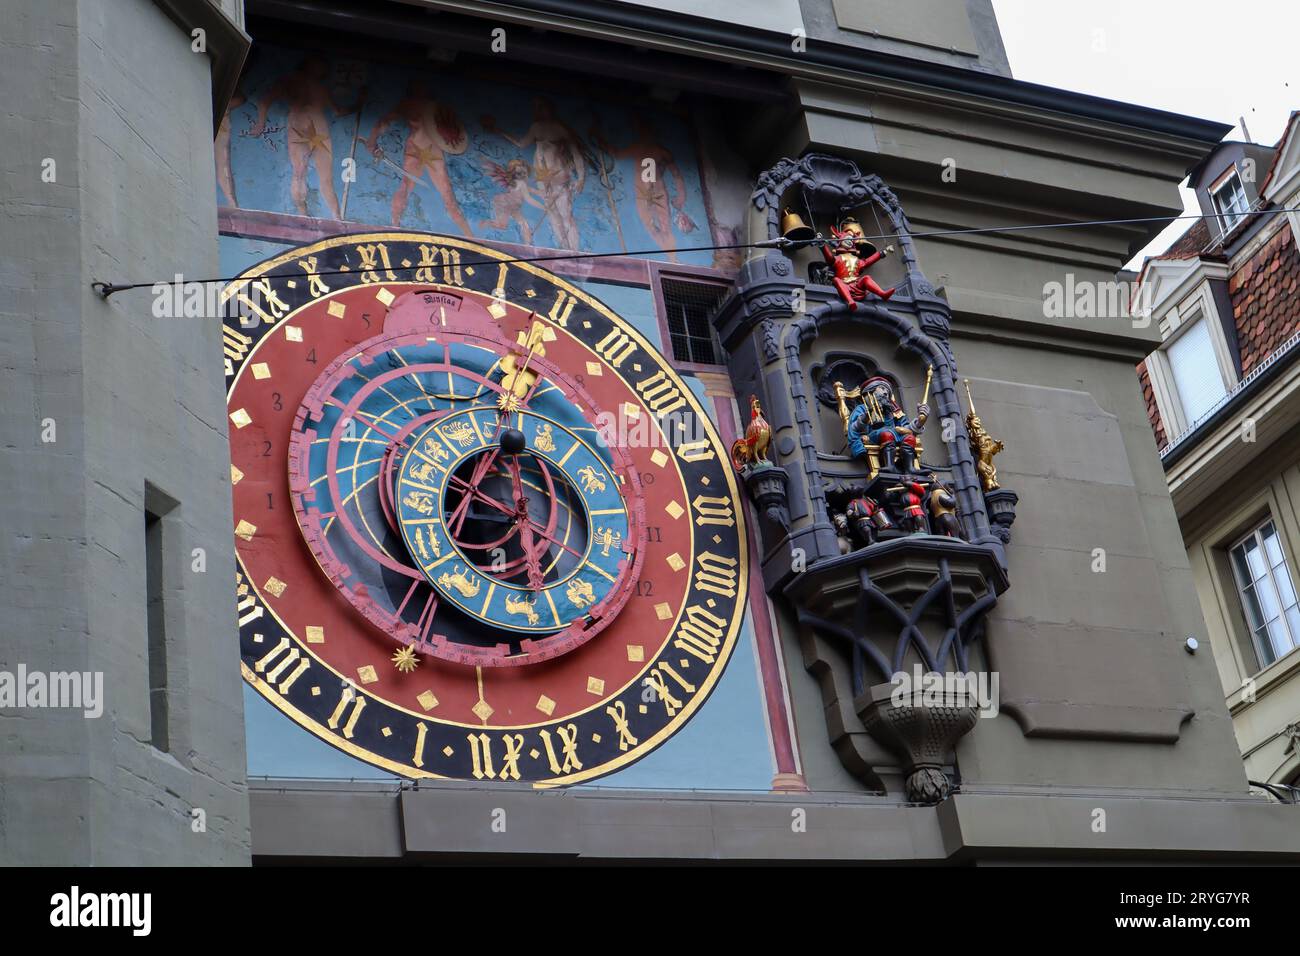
(263, 441, 273, 457)
(266, 492, 273, 510)
(647, 526, 663, 543)
(306, 348, 317, 364)
(636, 580, 655, 597)
(272, 392, 283, 411)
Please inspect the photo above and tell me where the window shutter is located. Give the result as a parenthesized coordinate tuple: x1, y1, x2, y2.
(1166, 315, 1227, 430)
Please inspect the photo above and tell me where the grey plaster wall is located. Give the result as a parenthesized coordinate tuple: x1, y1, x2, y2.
(0, 0, 249, 865)
(936, 341, 1249, 796)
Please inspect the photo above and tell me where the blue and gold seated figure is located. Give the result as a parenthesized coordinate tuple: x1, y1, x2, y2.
(838, 375, 929, 476)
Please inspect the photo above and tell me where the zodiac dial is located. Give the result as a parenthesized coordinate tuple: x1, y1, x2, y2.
(224, 233, 746, 784)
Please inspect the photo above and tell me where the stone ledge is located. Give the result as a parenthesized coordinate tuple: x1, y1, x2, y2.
(249, 779, 1300, 863)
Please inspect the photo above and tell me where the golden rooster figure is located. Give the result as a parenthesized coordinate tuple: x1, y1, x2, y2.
(730, 395, 772, 472)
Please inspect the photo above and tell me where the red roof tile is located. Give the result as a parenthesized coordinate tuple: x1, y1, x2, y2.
(1233, 222, 1300, 375)
(1136, 359, 1167, 450)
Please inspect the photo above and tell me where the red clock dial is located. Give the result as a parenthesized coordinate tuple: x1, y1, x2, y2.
(225, 233, 747, 784)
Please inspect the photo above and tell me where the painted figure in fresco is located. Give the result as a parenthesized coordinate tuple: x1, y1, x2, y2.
(594, 115, 691, 262)
(248, 57, 360, 219)
(847, 375, 929, 473)
(481, 98, 587, 251)
(821, 217, 895, 309)
(367, 81, 472, 234)
(215, 90, 245, 207)
(478, 158, 545, 243)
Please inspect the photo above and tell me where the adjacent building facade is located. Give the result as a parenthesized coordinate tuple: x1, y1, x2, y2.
(4, 0, 1300, 864)
(1134, 113, 1300, 802)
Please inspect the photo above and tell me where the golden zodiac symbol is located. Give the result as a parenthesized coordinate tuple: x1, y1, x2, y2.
(504, 593, 540, 625)
(440, 420, 476, 447)
(422, 437, 448, 462)
(403, 490, 435, 516)
(534, 422, 556, 453)
(576, 465, 606, 494)
(595, 526, 622, 557)
(409, 460, 437, 483)
(566, 578, 595, 609)
(438, 564, 481, 598)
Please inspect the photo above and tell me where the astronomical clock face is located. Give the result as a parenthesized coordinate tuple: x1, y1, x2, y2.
(223, 232, 747, 784)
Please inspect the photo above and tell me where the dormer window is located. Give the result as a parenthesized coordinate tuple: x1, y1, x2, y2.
(1164, 304, 1228, 428)
(1210, 168, 1250, 235)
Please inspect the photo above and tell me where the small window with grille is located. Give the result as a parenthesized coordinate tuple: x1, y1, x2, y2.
(660, 277, 727, 367)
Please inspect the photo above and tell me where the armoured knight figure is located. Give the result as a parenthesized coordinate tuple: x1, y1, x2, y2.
(821, 216, 895, 310)
(847, 376, 929, 473)
(926, 474, 963, 539)
(892, 480, 929, 534)
(845, 495, 892, 546)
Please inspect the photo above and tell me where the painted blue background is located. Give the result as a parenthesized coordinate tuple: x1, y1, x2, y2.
(221, 45, 717, 266)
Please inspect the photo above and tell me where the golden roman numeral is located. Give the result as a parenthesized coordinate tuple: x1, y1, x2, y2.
(538, 724, 583, 775)
(594, 329, 637, 368)
(328, 686, 366, 739)
(413, 722, 427, 768)
(691, 494, 735, 527)
(645, 663, 695, 716)
(675, 439, 716, 463)
(253, 637, 309, 693)
(693, 552, 738, 598)
(223, 325, 253, 376)
(357, 242, 397, 283)
(636, 370, 687, 416)
(673, 604, 728, 664)
(547, 290, 577, 328)
(467, 731, 496, 780)
(296, 256, 330, 298)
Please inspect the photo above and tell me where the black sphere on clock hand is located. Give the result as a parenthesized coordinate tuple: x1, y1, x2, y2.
(499, 427, 527, 456)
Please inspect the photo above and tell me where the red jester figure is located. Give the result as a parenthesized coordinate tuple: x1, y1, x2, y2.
(821, 216, 895, 310)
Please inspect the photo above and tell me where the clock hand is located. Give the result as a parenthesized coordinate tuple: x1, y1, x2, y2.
(516, 515, 586, 561)
(504, 455, 546, 591)
(445, 449, 502, 537)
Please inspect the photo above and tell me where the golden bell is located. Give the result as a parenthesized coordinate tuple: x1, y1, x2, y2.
(780, 208, 815, 241)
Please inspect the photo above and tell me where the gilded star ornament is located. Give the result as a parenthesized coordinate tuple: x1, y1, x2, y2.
(391, 646, 420, 673)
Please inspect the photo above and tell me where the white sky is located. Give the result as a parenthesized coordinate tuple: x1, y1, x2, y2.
(992, 0, 1298, 269)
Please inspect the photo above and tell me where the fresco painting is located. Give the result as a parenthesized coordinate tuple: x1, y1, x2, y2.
(220, 48, 722, 265)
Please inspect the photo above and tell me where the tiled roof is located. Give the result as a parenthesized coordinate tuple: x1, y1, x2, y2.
(1162, 219, 1214, 259)
(1136, 359, 1167, 449)
(1230, 222, 1300, 375)
(1133, 118, 1300, 454)
(1133, 220, 1300, 453)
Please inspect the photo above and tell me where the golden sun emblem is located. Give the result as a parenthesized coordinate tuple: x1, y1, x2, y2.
(391, 646, 419, 673)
